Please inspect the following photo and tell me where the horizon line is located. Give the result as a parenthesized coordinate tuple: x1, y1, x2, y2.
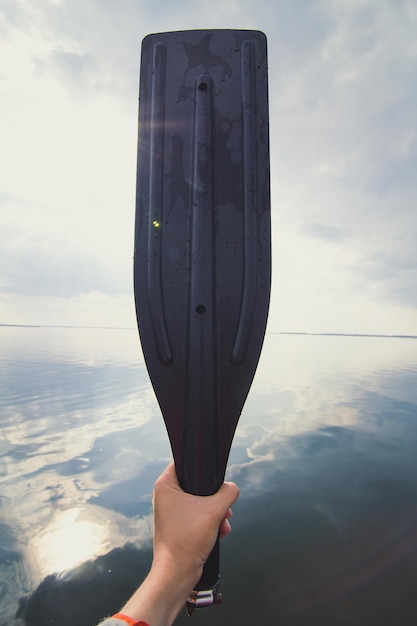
(1, 323, 417, 340)
(274, 331, 417, 339)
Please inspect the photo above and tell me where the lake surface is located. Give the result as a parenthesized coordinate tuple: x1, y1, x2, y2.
(1, 327, 417, 625)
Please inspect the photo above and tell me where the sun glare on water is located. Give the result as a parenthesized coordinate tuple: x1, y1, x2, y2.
(34, 508, 109, 576)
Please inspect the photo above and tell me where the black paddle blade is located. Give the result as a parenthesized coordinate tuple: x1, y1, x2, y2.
(134, 29, 270, 591)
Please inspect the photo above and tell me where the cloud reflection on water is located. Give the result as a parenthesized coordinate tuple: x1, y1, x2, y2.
(2, 329, 417, 625)
(232, 333, 417, 463)
(218, 416, 417, 626)
(34, 507, 111, 575)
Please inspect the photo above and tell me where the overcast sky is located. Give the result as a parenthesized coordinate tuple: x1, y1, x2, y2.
(1, 0, 416, 334)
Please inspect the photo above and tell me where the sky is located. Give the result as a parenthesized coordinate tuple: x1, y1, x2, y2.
(0, 0, 416, 335)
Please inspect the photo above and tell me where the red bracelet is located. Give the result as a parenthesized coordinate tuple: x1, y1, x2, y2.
(112, 614, 150, 626)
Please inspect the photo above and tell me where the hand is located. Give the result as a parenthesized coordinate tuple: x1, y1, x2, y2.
(152, 462, 239, 583)
(119, 462, 239, 626)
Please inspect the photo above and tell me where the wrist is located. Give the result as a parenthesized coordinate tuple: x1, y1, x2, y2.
(119, 559, 199, 626)
(112, 615, 149, 626)
(152, 548, 202, 591)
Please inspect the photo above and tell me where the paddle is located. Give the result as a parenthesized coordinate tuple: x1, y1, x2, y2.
(134, 29, 271, 612)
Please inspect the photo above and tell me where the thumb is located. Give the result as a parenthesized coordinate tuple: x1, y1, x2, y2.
(213, 481, 240, 518)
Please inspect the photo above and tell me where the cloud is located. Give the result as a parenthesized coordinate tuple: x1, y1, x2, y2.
(7, 0, 251, 106)
(301, 222, 347, 242)
(267, 0, 417, 332)
(0, 230, 131, 298)
(1, 0, 417, 332)
(0, 1, 27, 35)
(34, 49, 103, 101)
(272, 0, 417, 198)
(353, 243, 417, 309)
(10, 241, 129, 298)
(360, 248, 417, 282)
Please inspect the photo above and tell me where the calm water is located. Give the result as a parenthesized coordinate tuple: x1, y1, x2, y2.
(1, 327, 417, 625)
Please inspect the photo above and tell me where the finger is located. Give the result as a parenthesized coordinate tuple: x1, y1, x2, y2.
(225, 508, 233, 520)
(218, 518, 232, 539)
(152, 461, 176, 504)
(154, 461, 178, 492)
(160, 460, 177, 483)
(217, 481, 240, 508)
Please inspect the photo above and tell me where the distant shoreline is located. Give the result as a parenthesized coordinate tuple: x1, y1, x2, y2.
(0, 324, 135, 330)
(0, 323, 42, 328)
(1, 324, 416, 339)
(275, 331, 417, 340)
